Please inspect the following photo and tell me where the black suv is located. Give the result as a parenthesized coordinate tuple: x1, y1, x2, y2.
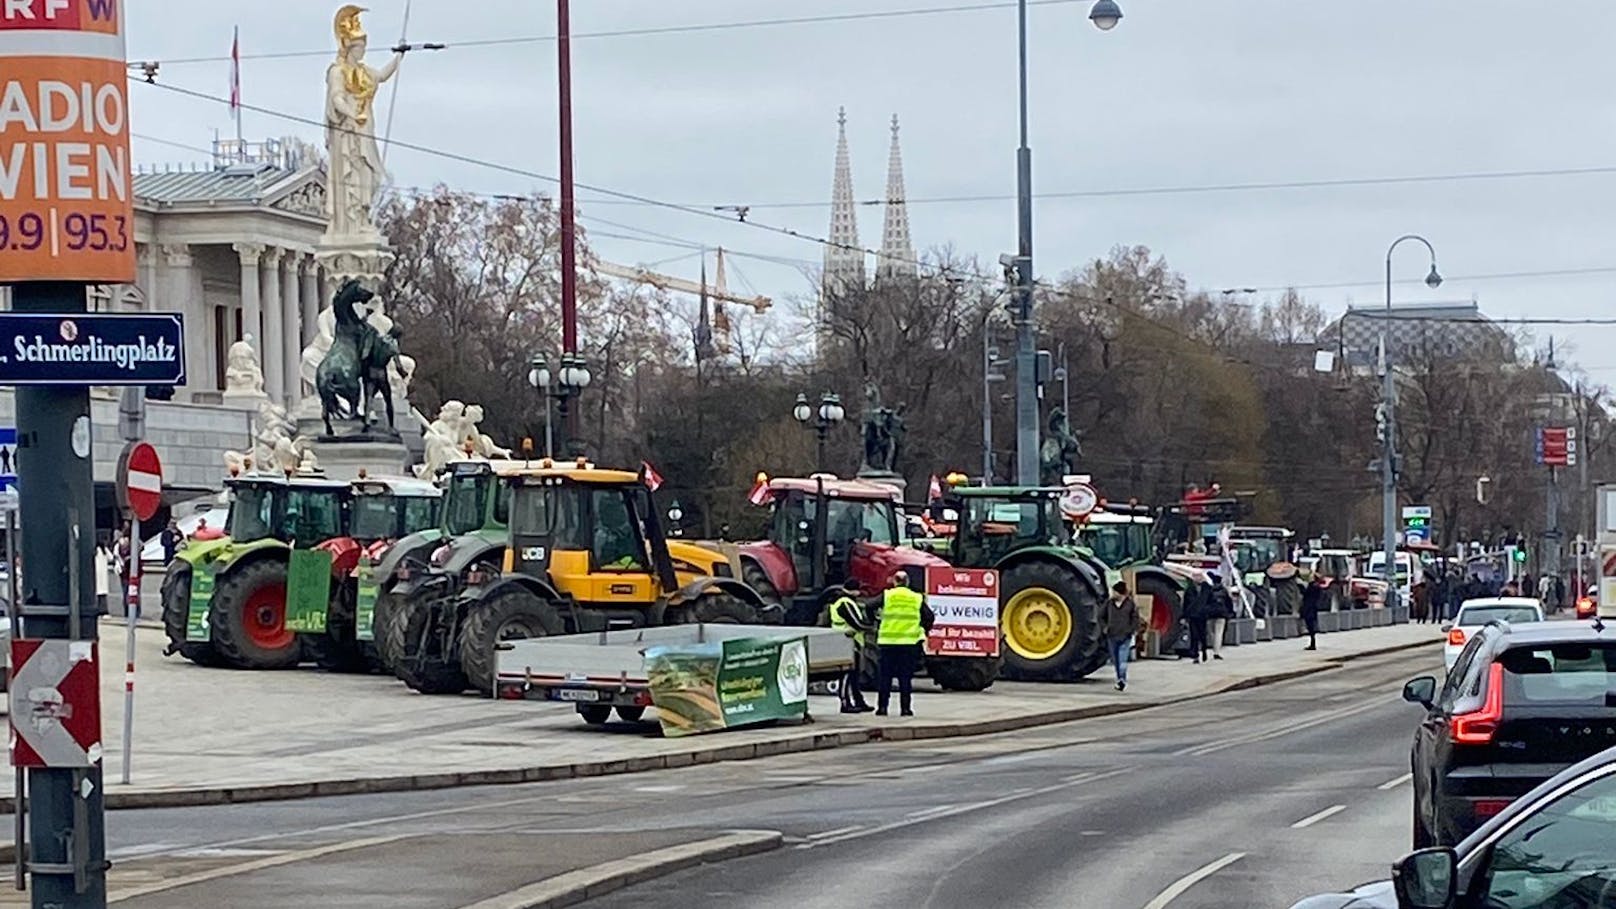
(1403, 619, 1616, 846)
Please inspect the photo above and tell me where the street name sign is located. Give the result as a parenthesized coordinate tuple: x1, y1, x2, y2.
(0, 313, 184, 385)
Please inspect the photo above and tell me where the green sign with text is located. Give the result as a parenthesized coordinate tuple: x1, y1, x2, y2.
(645, 635, 809, 737)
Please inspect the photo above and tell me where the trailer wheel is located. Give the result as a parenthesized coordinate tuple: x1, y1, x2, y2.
(459, 587, 565, 696)
(161, 564, 222, 666)
(210, 558, 302, 670)
(615, 706, 646, 722)
(579, 704, 612, 725)
(925, 653, 1001, 691)
(391, 593, 468, 695)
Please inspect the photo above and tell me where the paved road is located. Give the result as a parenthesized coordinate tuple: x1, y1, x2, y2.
(64, 648, 1432, 908)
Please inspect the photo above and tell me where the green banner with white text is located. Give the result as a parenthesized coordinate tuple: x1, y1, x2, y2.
(645, 635, 808, 737)
(284, 548, 333, 634)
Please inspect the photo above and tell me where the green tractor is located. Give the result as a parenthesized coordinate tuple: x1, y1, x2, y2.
(161, 472, 351, 669)
(1074, 503, 1189, 656)
(942, 486, 1110, 682)
(366, 461, 520, 673)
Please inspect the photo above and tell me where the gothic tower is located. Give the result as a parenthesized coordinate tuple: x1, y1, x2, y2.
(823, 107, 866, 297)
(876, 114, 916, 283)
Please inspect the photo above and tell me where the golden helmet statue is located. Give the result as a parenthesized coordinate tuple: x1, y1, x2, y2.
(334, 4, 367, 45)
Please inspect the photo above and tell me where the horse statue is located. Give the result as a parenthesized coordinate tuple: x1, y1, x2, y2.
(861, 381, 892, 474)
(360, 325, 403, 435)
(1039, 406, 1083, 486)
(316, 279, 376, 436)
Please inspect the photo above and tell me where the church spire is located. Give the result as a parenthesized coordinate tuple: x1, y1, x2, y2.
(823, 107, 865, 296)
(877, 114, 916, 283)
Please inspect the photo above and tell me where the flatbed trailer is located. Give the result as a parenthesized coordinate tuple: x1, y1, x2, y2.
(494, 624, 854, 722)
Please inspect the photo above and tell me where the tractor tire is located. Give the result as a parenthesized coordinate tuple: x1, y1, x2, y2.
(925, 654, 1000, 692)
(308, 583, 368, 674)
(366, 590, 404, 673)
(615, 706, 646, 722)
(161, 564, 223, 667)
(1137, 575, 1185, 656)
(579, 705, 612, 725)
(742, 562, 783, 612)
(459, 587, 566, 696)
(998, 561, 1103, 682)
(390, 593, 468, 695)
(210, 558, 302, 670)
(674, 593, 760, 625)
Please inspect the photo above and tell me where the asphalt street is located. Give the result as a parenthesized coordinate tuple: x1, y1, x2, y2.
(55, 647, 1432, 908)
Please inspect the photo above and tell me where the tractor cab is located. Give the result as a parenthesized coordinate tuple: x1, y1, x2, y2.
(504, 465, 677, 604)
(224, 472, 350, 546)
(349, 476, 443, 545)
(950, 486, 1073, 567)
(1074, 504, 1156, 570)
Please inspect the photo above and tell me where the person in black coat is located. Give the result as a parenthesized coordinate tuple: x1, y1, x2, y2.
(1183, 578, 1211, 664)
(1300, 573, 1327, 651)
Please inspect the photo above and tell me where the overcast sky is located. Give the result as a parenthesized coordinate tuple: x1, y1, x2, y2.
(127, 0, 1616, 379)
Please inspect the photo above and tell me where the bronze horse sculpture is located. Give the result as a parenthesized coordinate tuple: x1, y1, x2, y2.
(316, 279, 401, 436)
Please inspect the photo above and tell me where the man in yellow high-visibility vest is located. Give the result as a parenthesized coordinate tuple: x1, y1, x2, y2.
(827, 578, 875, 713)
(875, 570, 932, 717)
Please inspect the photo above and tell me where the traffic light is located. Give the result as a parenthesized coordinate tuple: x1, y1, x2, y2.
(1513, 548, 1527, 564)
(1374, 403, 1388, 444)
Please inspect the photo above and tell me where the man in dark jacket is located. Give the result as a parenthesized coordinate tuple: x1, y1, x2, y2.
(1105, 582, 1146, 691)
(1300, 573, 1326, 651)
(1183, 578, 1211, 664)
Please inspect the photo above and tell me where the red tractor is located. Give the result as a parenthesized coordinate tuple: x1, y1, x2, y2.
(738, 475, 946, 625)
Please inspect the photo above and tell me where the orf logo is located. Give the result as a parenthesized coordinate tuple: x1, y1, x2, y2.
(58, 320, 78, 342)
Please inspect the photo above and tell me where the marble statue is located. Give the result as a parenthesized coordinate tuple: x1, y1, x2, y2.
(225, 401, 317, 474)
(415, 400, 470, 478)
(463, 404, 512, 459)
(388, 353, 416, 409)
(325, 4, 402, 242)
(224, 334, 266, 397)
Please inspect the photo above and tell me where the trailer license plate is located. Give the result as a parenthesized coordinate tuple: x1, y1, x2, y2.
(555, 689, 599, 702)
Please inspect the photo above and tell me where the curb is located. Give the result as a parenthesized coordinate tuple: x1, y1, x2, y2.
(454, 830, 782, 909)
(0, 635, 1443, 814)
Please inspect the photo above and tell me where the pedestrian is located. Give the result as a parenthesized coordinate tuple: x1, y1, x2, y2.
(1553, 575, 1567, 612)
(1301, 571, 1326, 651)
(160, 519, 185, 564)
(826, 578, 875, 714)
(1500, 579, 1521, 598)
(1183, 576, 1211, 664)
(874, 571, 933, 717)
(114, 520, 132, 591)
(1205, 573, 1232, 661)
(1105, 582, 1146, 690)
(93, 536, 111, 616)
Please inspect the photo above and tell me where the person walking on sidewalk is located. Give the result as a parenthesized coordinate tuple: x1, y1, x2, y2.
(827, 578, 875, 714)
(1105, 581, 1146, 691)
(1205, 572, 1233, 661)
(875, 571, 934, 717)
(1300, 571, 1326, 651)
(1183, 576, 1211, 664)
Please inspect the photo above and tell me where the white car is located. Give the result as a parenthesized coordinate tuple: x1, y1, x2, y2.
(1442, 596, 1544, 671)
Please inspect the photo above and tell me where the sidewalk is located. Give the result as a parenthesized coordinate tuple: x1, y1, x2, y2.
(0, 619, 1442, 810)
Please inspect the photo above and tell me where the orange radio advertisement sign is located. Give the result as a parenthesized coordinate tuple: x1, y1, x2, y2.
(0, 0, 134, 284)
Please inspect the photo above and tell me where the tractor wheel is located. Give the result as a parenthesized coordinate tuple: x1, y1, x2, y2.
(1137, 575, 1185, 656)
(674, 593, 760, 625)
(459, 588, 566, 696)
(210, 558, 302, 670)
(925, 654, 1000, 692)
(390, 593, 468, 695)
(160, 565, 222, 667)
(579, 705, 612, 725)
(373, 589, 416, 674)
(615, 706, 646, 722)
(741, 562, 783, 612)
(309, 582, 368, 673)
(998, 561, 1102, 682)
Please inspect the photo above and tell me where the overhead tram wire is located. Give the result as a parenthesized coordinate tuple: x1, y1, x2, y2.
(135, 0, 1096, 66)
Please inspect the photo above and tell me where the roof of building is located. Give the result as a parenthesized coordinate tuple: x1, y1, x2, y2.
(134, 161, 311, 205)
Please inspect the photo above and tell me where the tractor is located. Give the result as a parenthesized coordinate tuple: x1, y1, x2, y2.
(367, 460, 527, 674)
(1074, 502, 1189, 656)
(160, 471, 351, 670)
(943, 486, 1110, 682)
(309, 475, 442, 672)
(394, 460, 774, 696)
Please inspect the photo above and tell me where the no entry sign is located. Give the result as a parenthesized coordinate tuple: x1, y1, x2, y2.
(116, 439, 161, 520)
(924, 567, 1001, 658)
(9, 638, 102, 768)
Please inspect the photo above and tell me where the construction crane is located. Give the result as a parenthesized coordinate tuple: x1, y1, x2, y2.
(592, 248, 769, 356)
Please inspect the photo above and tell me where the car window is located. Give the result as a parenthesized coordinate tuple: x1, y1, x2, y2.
(1441, 632, 1489, 711)
(1474, 768, 1616, 907)
(1457, 606, 1541, 626)
(1498, 643, 1616, 707)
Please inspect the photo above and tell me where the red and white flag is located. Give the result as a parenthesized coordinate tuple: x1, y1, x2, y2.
(229, 27, 242, 113)
(641, 461, 664, 491)
(747, 472, 772, 506)
(927, 474, 943, 502)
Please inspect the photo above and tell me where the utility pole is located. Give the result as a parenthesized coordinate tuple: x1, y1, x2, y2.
(556, 0, 580, 448)
(1381, 235, 1442, 605)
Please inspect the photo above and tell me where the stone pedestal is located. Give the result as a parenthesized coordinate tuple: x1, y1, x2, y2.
(221, 389, 271, 412)
(315, 232, 394, 289)
(855, 468, 908, 498)
(305, 434, 412, 481)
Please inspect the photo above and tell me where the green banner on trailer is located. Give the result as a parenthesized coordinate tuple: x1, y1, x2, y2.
(284, 548, 334, 634)
(645, 635, 808, 738)
(354, 554, 379, 642)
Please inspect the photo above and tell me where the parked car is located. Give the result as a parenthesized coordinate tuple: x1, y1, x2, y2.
(1442, 597, 1543, 671)
(1408, 619, 1616, 847)
(1290, 741, 1616, 908)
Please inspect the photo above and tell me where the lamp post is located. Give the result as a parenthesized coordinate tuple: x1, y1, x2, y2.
(1380, 234, 1442, 605)
(982, 315, 1009, 485)
(1010, 0, 1122, 485)
(795, 391, 845, 473)
(667, 500, 683, 538)
(528, 352, 593, 458)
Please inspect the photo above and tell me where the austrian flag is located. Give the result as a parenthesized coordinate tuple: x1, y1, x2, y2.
(641, 461, 664, 491)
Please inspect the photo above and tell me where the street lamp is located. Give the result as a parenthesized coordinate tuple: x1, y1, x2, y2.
(529, 351, 593, 458)
(667, 499, 683, 537)
(1009, 0, 1122, 485)
(795, 391, 844, 472)
(1379, 234, 1441, 605)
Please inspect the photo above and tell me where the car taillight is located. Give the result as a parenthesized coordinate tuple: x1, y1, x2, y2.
(1447, 628, 1466, 646)
(1474, 798, 1512, 818)
(1578, 597, 1596, 618)
(1450, 663, 1505, 745)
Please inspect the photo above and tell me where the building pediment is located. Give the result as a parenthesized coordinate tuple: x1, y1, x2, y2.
(264, 171, 327, 219)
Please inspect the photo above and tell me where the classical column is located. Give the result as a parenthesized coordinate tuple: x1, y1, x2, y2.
(163, 244, 205, 395)
(260, 247, 285, 403)
(299, 257, 319, 346)
(281, 253, 301, 406)
(233, 242, 264, 347)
